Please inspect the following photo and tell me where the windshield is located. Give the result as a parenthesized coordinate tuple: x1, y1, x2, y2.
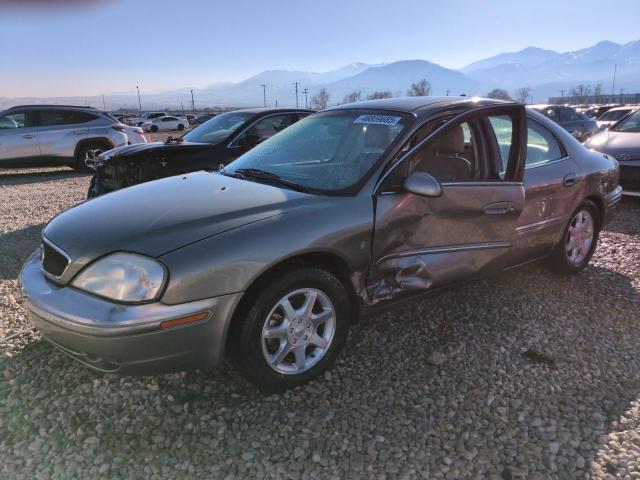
(226, 109, 411, 194)
(600, 109, 631, 121)
(612, 110, 640, 133)
(183, 111, 254, 144)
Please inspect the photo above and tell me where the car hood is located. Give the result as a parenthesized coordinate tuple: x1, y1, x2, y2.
(585, 131, 640, 159)
(44, 171, 316, 263)
(98, 141, 213, 163)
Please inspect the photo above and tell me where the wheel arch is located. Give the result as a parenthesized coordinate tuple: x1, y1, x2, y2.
(225, 251, 362, 355)
(73, 137, 115, 161)
(584, 194, 604, 227)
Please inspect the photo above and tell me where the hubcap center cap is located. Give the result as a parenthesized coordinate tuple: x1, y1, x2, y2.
(288, 318, 312, 345)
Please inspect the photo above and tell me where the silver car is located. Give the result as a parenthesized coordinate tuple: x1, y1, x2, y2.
(0, 105, 128, 169)
(20, 97, 621, 391)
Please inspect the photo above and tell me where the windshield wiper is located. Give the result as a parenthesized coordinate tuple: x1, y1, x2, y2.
(234, 168, 310, 193)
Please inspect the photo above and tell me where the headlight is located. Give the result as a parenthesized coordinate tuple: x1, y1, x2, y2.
(72, 252, 166, 303)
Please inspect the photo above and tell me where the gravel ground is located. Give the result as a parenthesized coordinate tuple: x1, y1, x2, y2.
(1, 167, 639, 479)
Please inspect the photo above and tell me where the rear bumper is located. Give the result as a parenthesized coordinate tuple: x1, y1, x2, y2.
(19, 251, 243, 375)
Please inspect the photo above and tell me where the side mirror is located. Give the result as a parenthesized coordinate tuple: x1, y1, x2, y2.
(571, 130, 583, 140)
(403, 172, 442, 197)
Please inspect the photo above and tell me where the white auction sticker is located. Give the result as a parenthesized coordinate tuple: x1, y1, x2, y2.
(354, 115, 401, 126)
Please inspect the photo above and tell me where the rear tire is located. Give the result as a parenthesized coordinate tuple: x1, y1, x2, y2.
(230, 268, 350, 392)
(177, 124, 185, 131)
(73, 142, 107, 172)
(150, 125, 158, 132)
(550, 200, 600, 273)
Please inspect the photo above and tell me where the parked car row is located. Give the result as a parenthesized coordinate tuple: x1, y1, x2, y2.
(18, 96, 623, 391)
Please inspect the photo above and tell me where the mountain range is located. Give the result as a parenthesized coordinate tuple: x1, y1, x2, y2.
(2, 40, 639, 110)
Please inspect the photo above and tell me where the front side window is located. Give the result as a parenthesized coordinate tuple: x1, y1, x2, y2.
(407, 120, 482, 182)
(0, 111, 27, 129)
(39, 110, 68, 126)
(183, 111, 254, 145)
(612, 110, 640, 133)
(599, 109, 631, 122)
(227, 109, 411, 194)
(232, 114, 293, 147)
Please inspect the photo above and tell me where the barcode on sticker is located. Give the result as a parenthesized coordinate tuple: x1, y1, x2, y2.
(354, 115, 401, 126)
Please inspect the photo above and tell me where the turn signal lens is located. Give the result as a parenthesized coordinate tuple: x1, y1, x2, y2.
(160, 311, 210, 329)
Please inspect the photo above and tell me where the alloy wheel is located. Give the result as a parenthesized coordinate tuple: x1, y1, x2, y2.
(565, 209, 594, 266)
(261, 288, 336, 375)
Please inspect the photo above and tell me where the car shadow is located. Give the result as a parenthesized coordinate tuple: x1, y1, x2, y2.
(0, 223, 45, 280)
(0, 168, 87, 187)
(2, 260, 639, 477)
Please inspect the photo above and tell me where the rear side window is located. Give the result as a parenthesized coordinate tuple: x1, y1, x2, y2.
(525, 120, 563, 166)
(39, 110, 97, 126)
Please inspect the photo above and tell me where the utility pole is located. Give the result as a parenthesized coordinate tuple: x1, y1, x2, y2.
(445, 89, 450, 96)
(276, 99, 278, 108)
(260, 84, 267, 107)
(136, 86, 142, 112)
(560, 90, 564, 100)
(180, 101, 184, 115)
(102, 95, 106, 111)
(302, 88, 309, 108)
(293, 82, 299, 108)
(611, 64, 617, 98)
(190, 89, 195, 113)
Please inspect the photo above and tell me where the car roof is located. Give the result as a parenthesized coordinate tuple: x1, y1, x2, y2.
(606, 105, 639, 111)
(225, 107, 315, 115)
(5, 104, 96, 111)
(328, 96, 512, 114)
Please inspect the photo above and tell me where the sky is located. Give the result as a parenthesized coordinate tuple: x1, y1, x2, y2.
(1, 0, 639, 97)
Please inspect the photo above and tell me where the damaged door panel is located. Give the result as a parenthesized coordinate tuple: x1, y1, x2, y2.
(367, 104, 527, 303)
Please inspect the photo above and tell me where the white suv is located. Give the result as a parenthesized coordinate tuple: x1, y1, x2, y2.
(0, 105, 128, 170)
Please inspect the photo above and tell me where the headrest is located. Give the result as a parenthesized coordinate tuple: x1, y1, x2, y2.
(364, 124, 391, 149)
(432, 124, 465, 154)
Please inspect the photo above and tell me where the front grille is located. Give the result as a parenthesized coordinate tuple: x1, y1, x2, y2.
(42, 241, 69, 278)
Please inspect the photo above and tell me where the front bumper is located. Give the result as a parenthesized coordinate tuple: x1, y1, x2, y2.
(619, 161, 640, 197)
(19, 251, 243, 375)
(603, 185, 623, 225)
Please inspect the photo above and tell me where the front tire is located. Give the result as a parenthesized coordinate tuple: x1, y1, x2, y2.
(177, 124, 185, 131)
(230, 268, 350, 392)
(150, 125, 158, 132)
(551, 200, 600, 273)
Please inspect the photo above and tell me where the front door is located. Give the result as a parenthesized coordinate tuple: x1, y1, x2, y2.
(367, 105, 526, 302)
(0, 110, 40, 164)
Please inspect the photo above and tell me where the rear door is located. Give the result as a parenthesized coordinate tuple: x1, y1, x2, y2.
(488, 115, 579, 266)
(0, 110, 40, 163)
(36, 110, 93, 159)
(367, 104, 527, 301)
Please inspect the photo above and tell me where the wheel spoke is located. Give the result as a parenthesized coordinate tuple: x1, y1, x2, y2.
(271, 343, 292, 366)
(279, 298, 297, 322)
(301, 290, 318, 319)
(293, 345, 307, 370)
(311, 309, 333, 328)
(310, 333, 329, 349)
(263, 323, 288, 339)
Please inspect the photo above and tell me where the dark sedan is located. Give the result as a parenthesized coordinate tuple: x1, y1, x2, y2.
(87, 108, 313, 197)
(21, 97, 621, 391)
(584, 108, 640, 196)
(530, 104, 598, 141)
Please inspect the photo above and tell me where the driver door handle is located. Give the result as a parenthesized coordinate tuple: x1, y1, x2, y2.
(22, 134, 35, 139)
(563, 173, 577, 187)
(482, 201, 516, 215)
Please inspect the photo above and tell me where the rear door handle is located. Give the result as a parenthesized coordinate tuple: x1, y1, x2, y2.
(482, 201, 516, 215)
(73, 130, 85, 135)
(563, 173, 577, 187)
(22, 134, 35, 139)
